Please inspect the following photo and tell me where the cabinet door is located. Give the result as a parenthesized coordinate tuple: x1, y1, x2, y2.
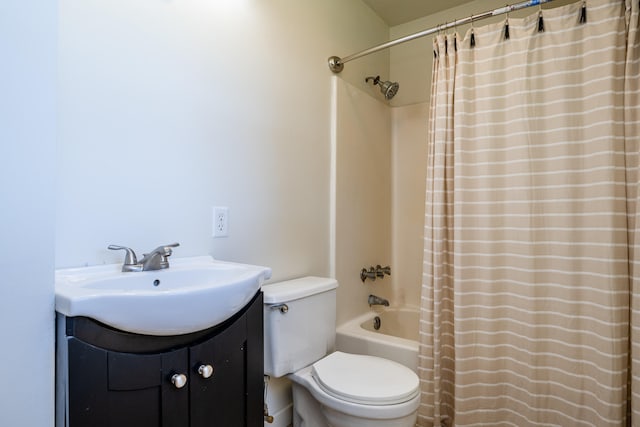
(160, 348, 190, 427)
(106, 350, 163, 427)
(68, 338, 109, 427)
(68, 338, 189, 427)
(189, 314, 247, 427)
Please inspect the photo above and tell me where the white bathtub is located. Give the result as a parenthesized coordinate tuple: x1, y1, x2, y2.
(335, 307, 419, 372)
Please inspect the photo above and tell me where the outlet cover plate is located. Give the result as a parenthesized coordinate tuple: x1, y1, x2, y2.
(213, 206, 229, 238)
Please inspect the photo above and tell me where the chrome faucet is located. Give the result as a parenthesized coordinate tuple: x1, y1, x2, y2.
(368, 294, 389, 307)
(360, 265, 391, 282)
(375, 265, 391, 278)
(361, 267, 377, 282)
(108, 243, 180, 272)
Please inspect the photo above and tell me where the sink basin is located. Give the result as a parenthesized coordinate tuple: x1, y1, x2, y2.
(55, 256, 271, 335)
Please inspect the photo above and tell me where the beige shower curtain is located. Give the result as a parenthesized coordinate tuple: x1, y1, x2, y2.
(419, 0, 640, 425)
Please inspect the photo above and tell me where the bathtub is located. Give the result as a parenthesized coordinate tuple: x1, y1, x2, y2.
(335, 307, 419, 372)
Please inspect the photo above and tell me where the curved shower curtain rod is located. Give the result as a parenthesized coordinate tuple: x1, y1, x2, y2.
(328, 0, 554, 73)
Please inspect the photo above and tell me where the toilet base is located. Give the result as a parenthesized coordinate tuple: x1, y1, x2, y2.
(291, 382, 329, 427)
(323, 404, 417, 427)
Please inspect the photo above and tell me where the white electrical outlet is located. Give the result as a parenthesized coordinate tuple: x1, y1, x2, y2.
(213, 206, 229, 237)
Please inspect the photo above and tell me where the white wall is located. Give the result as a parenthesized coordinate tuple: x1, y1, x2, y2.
(0, 1, 57, 426)
(57, 0, 388, 284)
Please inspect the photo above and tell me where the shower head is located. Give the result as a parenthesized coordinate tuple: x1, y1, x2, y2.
(365, 75, 399, 100)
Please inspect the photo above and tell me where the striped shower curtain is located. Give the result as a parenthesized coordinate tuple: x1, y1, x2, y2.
(419, 0, 640, 425)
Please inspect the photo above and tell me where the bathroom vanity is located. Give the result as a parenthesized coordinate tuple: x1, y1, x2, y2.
(54, 254, 271, 426)
(56, 291, 263, 427)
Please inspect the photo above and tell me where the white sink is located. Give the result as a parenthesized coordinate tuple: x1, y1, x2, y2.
(55, 256, 271, 335)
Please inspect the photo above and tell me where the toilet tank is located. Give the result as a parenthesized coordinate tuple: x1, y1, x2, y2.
(263, 277, 338, 378)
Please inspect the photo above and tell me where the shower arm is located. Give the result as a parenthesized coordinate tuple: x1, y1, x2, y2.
(328, 0, 554, 73)
(365, 76, 380, 85)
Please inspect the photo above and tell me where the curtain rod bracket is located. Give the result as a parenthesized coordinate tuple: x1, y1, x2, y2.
(328, 56, 344, 73)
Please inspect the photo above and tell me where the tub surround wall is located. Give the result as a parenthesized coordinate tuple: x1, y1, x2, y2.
(390, 103, 429, 307)
(334, 78, 392, 326)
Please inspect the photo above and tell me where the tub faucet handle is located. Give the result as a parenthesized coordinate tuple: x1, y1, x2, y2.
(360, 267, 377, 282)
(376, 265, 391, 277)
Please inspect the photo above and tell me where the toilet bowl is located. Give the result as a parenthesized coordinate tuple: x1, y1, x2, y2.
(262, 277, 420, 427)
(290, 352, 419, 427)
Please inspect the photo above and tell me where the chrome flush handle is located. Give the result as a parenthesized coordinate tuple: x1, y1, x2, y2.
(269, 304, 289, 314)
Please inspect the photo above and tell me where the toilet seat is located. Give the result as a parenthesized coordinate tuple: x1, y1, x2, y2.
(289, 360, 420, 422)
(311, 351, 420, 406)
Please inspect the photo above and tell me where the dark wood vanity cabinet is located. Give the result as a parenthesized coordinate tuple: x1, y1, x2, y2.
(58, 292, 263, 427)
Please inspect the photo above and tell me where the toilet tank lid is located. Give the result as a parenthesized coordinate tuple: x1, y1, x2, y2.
(262, 276, 338, 304)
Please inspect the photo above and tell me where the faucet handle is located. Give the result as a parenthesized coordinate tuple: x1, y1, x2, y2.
(155, 242, 180, 256)
(108, 245, 138, 265)
(376, 265, 391, 277)
(360, 267, 377, 282)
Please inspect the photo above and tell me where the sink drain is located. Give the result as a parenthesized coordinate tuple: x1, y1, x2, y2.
(153, 279, 160, 287)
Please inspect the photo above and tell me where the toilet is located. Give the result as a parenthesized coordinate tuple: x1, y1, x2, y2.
(263, 276, 420, 427)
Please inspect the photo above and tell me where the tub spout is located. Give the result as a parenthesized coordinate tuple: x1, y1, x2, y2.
(368, 294, 389, 307)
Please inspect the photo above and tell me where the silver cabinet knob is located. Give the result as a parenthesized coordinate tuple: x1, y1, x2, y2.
(198, 364, 214, 379)
(171, 373, 187, 389)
